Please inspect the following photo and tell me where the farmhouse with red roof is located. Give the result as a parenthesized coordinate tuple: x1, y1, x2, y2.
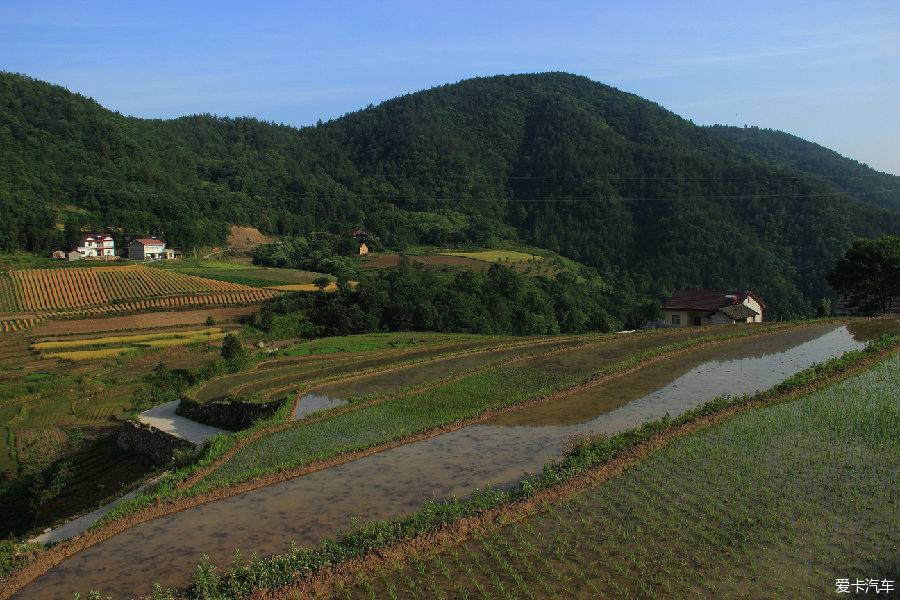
(662, 290, 765, 327)
(76, 234, 116, 258)
(128, 238, 174, 261)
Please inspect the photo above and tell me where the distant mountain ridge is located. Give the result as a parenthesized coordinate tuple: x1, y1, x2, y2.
(1, 70, 898, 319)
(707, 125, 900, 212)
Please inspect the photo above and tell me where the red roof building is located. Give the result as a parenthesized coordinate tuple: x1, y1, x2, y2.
(662, 290, 765, 327)
(128, 238, 169, 260)
(76, 233, 116, 258)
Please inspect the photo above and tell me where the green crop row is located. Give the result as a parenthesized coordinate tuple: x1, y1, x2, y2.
(201, 364, 578, 486)
(194, 323, 789, 489)
(134, 335, 899, 599)
(341, 348, 900, 600)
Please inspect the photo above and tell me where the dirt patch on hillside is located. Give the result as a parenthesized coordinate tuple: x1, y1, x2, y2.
(31, 307, 258, 335)
(227, 226, 273, 253)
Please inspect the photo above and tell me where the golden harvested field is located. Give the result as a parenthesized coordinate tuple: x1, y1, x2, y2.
(267, 281, 359, 292)
(33, 328, 228, 360)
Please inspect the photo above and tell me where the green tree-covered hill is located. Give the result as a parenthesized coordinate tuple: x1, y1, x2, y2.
(1, 71, 898, 318)
(707, 125, 900, 213)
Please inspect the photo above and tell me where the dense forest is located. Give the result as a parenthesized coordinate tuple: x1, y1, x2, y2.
(252, 257, 623, 338)
(1, 70, 899, 318)
(707, 125, 900, 213)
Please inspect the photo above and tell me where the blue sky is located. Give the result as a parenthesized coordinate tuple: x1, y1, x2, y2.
(2, 0, 898, 175)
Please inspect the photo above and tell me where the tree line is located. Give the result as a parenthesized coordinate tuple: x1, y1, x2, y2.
(251, 259, 622, 338)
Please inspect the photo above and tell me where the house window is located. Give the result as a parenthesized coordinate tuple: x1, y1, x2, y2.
(694, 316, 702, 326)
(671, 314, 681, 326)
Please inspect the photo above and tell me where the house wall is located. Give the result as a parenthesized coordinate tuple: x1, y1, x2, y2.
(128, 243, 145, 260)
(663, 310, 710, 326)
(128, 242, 166, 260)
(708, 312, 736, 326)
(742, 297, 764, 322)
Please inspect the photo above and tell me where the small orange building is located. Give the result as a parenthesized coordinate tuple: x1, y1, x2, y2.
(662, 290, 765, 327)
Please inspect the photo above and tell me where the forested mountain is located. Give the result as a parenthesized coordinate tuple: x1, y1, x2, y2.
(1, 70, 898, 319)
(707, 125, 900, 212)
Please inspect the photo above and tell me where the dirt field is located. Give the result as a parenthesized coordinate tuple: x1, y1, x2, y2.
(226, 226, 273, 252)
(31, 306, 258, 336)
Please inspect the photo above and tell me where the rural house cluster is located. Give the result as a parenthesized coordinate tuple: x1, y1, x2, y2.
(52, 235, 181, 262)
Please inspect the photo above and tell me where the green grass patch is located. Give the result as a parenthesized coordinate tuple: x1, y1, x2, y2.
(149, 260, 328, 286)
(438, 250, 540, 262)
(22, 373, 54, 382)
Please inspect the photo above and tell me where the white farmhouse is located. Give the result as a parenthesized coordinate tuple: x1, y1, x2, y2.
(77, 234, 116, 258)
(128, 238, 168, 260)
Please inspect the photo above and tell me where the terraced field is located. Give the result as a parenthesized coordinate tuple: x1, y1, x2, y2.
(31, 328, 227, 361)
(333, 352, 900, 600)
(0, 265, 280, 330)
(6, 321, 900, 600)
(191, 335, 523, 403)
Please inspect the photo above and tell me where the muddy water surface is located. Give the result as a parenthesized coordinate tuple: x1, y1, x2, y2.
(14, 324, 886, 600)
(291, 338, 587, 418)
(196, 339, 506, 403)
(290, 328, 712, 418)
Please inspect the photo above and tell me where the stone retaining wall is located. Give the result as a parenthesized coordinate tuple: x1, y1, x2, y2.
(176, 398, 284, 430)
(116, 420, 197, 465)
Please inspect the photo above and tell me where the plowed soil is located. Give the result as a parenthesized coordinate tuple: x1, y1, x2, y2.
(31, 306, 257, 335)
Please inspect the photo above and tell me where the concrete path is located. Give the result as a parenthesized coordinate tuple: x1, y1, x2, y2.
(138, 400, 227, 445)
(27, 474, 167, 545)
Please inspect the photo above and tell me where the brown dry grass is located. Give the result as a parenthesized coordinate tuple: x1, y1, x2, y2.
(226, 226, 273, 252)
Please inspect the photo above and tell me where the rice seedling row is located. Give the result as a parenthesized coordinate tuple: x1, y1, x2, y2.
(337, 353, 900, 600)
(201, 365, 577, 486)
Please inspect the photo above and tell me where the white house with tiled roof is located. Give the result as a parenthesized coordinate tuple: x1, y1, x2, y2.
(77, 234, 115, 258)
(662, 290, 765, 327)
(128, 238, 168, 260)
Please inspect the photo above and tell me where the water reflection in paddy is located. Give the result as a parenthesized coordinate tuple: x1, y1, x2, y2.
(291, 329, 707, 418)
(14, 324, 881, 600)
(291, 339, 585, 418)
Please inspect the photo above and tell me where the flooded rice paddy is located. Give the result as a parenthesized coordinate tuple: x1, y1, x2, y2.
(290, 338, 589, 419)
(14, 322, 891, 600)
(340, 354, 900, 599)
(196, 338, 566, 404)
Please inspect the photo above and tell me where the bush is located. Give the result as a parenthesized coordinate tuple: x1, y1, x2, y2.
(221, 333, 243, 361)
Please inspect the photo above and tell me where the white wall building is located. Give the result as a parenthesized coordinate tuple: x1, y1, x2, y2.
(128, 238, 167, 260)
(77, 234, 116, 258)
